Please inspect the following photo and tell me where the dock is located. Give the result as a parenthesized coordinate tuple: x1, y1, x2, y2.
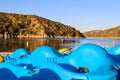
(0, 52, 12, 55)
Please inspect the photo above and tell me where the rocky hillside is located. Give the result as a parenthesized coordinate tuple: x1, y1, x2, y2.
(0, 12, 85, 39)
(83, 26, 120, 37)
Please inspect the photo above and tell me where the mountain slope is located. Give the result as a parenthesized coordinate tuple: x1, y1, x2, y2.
(83, 26, 120, 38)
(0, 12, 85, 38)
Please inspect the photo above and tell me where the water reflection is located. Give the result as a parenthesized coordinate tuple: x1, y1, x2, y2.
(0, 38, 120, 52)
(0, 38, 77, 52)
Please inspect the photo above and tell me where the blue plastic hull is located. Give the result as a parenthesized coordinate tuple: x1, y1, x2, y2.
(0, 43, 120, 80)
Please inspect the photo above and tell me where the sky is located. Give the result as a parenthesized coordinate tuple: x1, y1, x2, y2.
(0, 0, 120, 32)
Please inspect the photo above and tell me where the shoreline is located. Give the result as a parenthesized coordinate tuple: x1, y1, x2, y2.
(0, 35, 84, 39)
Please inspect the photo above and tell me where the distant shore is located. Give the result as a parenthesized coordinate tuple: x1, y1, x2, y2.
(85, 37, 120, 39)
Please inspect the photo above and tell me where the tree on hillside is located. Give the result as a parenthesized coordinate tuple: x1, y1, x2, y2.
(7, 23, 20, 38)
(0, 22, 11, 39)
(75, 30, 85, 38)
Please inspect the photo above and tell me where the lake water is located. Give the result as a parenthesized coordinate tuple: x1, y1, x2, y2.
(0, 38, 120, 52)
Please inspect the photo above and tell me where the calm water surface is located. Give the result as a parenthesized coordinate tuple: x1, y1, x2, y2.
(0, 38, 120, 52)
